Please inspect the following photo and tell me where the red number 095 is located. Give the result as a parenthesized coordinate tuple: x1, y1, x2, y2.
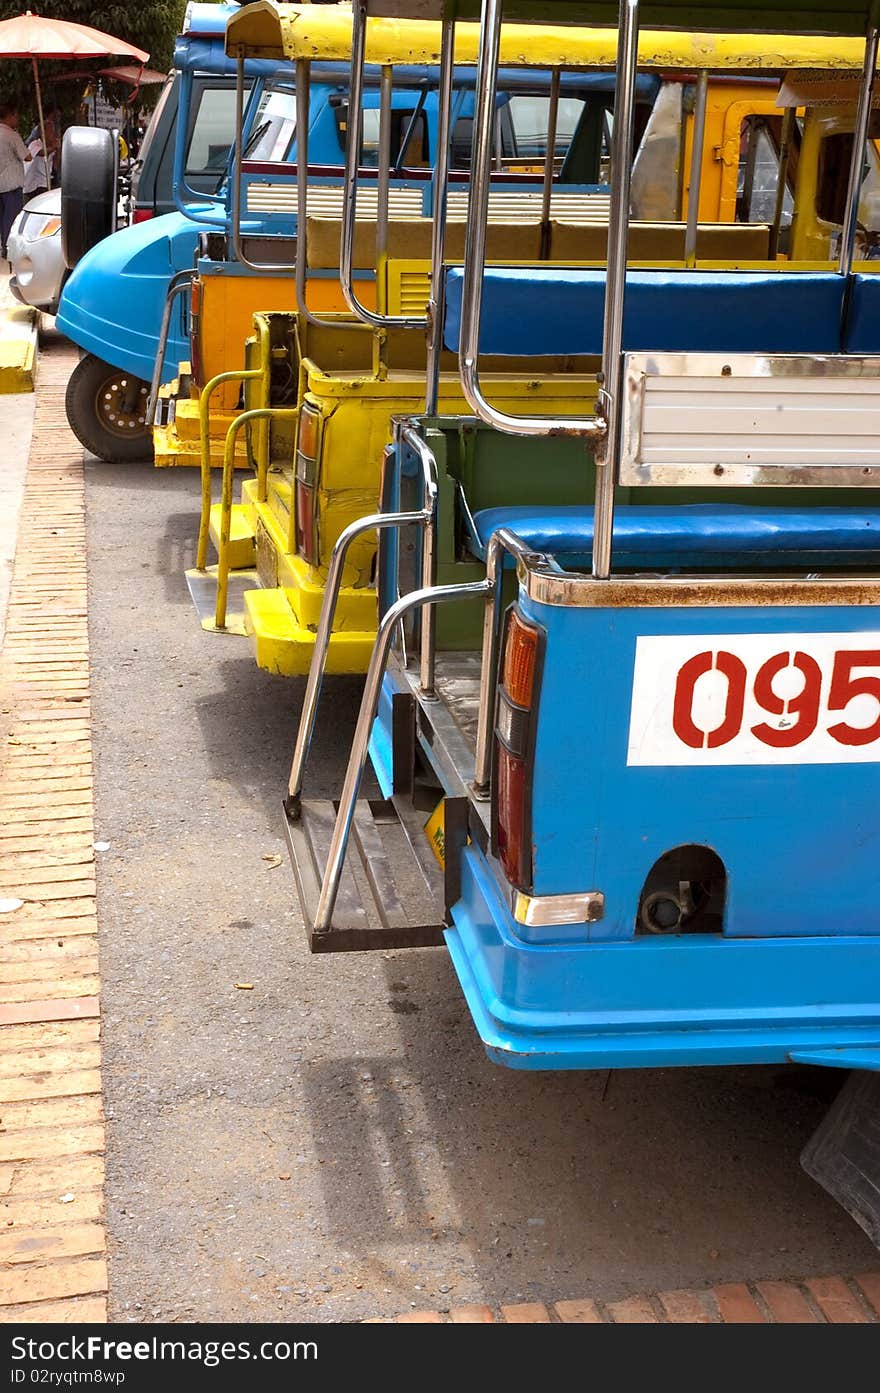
(672, 648, 880, 750)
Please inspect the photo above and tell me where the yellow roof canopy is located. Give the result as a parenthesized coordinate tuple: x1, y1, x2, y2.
(226, 1, 876, 71)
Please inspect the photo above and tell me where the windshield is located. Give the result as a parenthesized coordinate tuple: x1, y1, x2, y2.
(243, 87, 297, 162)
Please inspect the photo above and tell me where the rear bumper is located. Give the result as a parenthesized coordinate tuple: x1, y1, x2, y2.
(199, 494, 377, 676)
(152, 409, 248, 469)
(244, 584, 375, 677)
(446, 843, 880, 1070)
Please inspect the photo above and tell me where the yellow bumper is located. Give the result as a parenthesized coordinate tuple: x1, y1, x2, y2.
(243, 586, 375, 677)
(203, 494, 376, 676)
(153, 397, 250, 469)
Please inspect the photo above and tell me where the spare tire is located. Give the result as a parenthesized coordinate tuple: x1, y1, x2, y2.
(61, 127, 117, 270)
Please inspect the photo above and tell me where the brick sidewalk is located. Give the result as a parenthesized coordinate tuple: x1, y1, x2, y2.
(0, 340, 107, 1323)
(375, 1271, 880, 1323)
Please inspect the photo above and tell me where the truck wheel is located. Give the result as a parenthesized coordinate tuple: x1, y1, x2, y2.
(61, 127, 117, 270)
(65, 354, 153, 464)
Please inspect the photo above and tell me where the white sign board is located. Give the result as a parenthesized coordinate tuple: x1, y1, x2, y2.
(627, 632, 880, 766)
(93, 95, 123, 132)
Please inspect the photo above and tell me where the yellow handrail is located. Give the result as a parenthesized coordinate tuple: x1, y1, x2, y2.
(196, 368, 264, 570)
(215, 407, 297, 630)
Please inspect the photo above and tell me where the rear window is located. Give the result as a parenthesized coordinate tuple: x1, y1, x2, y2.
(507, 94, 588, 160)
(132, 73, 174, 180)
(334, 102, 430, 168)
(186, 85, 240, 175)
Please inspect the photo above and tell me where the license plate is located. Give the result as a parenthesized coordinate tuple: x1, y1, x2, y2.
(628, 631, 880, 766)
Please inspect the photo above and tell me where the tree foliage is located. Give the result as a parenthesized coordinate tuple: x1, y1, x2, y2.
(0, 2, 188, 118)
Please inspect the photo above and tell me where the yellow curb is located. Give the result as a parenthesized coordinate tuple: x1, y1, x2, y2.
(0, 304, 37, 394)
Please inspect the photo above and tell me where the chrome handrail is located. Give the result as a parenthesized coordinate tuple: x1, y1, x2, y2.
(839, 8, 880, 277)
(231, 51, 297, 275)
(286, 425, 439, 813)
(312, 577, 491, 934)
(339, 3, 428, 331)
(539, 68, 560, 259)
(146, 269, 195, 427)
(295, 58, 369, 334)
(591, 0, 641, 580)
(215, 406, 297, 630)
(457, 0, 605, 441)
(424, 19, 456, 414)
(196, 368, 264, 571)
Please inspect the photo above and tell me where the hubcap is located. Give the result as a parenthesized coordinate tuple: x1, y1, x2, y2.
(95, 373, 148, 438)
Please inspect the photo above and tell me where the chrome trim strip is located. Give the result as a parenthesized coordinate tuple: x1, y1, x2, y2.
(513, 889, 605, 927)
(474, 528, 551, 793)
(520, 568, 880, 610)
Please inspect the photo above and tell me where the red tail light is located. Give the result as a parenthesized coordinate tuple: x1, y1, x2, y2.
(132, 208, 154, 224)
(295, 406, 321, 565)
(493, 609, 542, 890)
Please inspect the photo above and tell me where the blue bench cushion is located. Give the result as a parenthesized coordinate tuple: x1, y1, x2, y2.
(466, 503, 880, 567)
(444, 268, 847, 357)
(843, 272, 880, 353)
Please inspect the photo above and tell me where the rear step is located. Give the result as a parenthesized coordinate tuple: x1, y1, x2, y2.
(284, 796, 453, 952)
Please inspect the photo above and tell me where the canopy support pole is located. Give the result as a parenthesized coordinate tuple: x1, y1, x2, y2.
(592, 0, 641, 581)
(31, 56, 48, 193)
(683, 69, 708, 268)
(839, 3, 880, 276)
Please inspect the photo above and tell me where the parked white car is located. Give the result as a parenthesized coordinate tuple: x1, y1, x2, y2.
(7, 189, 65, 316)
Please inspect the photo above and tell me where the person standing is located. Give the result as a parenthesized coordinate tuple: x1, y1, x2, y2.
(0, 104, 33, 260)
(23, 107, 59, 201)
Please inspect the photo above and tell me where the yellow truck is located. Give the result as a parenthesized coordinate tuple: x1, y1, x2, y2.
(188, 1, 878, 678)
(156, 9, 870, 473)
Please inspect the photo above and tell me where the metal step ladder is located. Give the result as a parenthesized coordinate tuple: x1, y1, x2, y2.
(285, 795, 457, 952)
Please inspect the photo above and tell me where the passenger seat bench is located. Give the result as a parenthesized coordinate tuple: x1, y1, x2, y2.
(304, 217, 772, 271)
(446, 265, 880, 569)
(464, 504, 880, 569)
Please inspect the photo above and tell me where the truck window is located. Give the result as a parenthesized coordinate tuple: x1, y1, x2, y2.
(185, 85, 241, 175)
(333, 101, 430, 169)
(506, 93, 587, 161)
(359, 107, 430, 168)
(737, 115, 794, 226)
(133, 73, 174, 178)
(817, 121, 880, 257)
(243, 88, 297, 163)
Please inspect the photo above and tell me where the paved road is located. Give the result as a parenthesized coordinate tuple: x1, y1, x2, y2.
(84, 449, 876, 1323)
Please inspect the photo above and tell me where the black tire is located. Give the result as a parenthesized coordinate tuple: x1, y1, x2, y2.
(61, 127, 117, 270)
(65, 353, 153, 464)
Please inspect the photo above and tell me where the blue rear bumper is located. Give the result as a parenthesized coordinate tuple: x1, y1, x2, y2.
(446, 843, 880, 1070)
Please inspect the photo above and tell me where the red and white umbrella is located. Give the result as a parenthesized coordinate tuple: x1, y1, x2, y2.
(0, 12, 149, 169)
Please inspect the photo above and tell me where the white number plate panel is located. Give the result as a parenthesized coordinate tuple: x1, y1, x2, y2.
(627, 632, 880, 766)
